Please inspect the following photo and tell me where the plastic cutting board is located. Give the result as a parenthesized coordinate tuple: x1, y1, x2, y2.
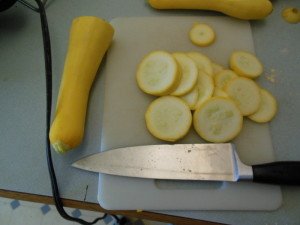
(98, 16, 282, 210)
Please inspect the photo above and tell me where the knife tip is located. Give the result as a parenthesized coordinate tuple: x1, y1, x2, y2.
(71, 161, 81, 169)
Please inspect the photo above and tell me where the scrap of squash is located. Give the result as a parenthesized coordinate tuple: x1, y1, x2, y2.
(282, 7, 300, 24)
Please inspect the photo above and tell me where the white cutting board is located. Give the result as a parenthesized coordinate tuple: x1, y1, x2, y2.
(98, 17, 282, 210)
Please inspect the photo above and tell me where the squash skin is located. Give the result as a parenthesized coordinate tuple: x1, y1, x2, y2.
(49, 16, 114, 153)
(147, 0, 273, 20)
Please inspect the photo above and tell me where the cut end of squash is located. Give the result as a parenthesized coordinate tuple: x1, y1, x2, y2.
(282, 7, 300, 24)
(52, 141, 72, 154)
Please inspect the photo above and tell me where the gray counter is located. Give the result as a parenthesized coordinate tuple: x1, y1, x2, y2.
(0, 0, 299, 224)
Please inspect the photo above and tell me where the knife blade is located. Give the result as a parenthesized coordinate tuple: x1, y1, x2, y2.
(72, 143, 300, 185)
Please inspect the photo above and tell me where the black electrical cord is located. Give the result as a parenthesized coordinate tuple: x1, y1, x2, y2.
(34, 0, 122, 224)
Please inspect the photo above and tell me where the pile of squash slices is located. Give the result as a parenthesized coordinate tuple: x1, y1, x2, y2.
(136, 47, 277, 143)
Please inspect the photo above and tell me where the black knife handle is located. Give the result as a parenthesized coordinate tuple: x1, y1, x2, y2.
(252, 161, 300, 185)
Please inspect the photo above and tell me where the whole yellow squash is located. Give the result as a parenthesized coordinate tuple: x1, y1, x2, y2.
(49, 16, 114, 153)
(147, 0, 273, 20)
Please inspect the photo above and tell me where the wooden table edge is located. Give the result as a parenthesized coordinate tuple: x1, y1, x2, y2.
(0, 189, 226, 225)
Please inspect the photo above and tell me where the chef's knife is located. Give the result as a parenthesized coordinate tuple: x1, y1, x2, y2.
(72, 143, 300, 185)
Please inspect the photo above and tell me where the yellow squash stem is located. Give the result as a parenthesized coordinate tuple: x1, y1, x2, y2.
(147, 0, 273, 20)
(49, 16, 114, 153)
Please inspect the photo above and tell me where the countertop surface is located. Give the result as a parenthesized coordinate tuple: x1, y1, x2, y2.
(0, 0, 299, 224)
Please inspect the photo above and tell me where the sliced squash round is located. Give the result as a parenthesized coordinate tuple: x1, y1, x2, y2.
(145, 96, 192, 142)
(225, 77, 261, 116)
(193, 97, 243, 143)
(187, 52, 213, 76)
(180, 85, 199, 110)
(189, 23, 216, 47)
(194, 70, 214, 110)
(171, 52, 198, 96)
(212, 62, 224, 76)
(136, 51, 181, 96)
(230, 50, 263, 78)
(214, 69, 238, 89)
(248, 88, 277, 123)
(213, 87, 229, 98)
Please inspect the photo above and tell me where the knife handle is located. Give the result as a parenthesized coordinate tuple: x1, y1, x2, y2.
(252, 161, 300, 185)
